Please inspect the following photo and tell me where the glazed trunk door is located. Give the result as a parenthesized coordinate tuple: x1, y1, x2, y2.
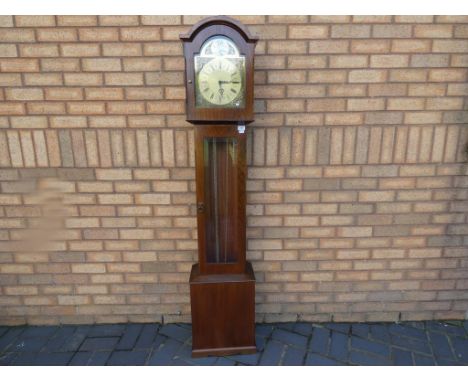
(195, 126, 246, 274)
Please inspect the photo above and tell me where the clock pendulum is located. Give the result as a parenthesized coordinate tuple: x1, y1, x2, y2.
(180, 16, 258, 357)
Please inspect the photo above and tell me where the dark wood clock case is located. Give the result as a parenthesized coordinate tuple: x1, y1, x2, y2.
(180, 16, 258, 357)
(180, 16, 257, 124)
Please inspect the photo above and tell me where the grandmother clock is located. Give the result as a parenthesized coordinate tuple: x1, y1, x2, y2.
(180, 16, 257, 357)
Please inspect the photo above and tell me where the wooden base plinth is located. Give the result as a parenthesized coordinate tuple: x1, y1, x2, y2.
(189, 262, 256, 358)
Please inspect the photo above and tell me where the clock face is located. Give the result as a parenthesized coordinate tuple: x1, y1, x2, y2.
(197, 57, 243, 106)
(194, 36, 246, 109)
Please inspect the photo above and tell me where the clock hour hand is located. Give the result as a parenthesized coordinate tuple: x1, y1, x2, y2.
(219, 80, 240, 84)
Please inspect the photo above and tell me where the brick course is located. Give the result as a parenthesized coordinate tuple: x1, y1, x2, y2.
(0, 15, 467, 325)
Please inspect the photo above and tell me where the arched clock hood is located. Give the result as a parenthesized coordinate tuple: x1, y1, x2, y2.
(179, 15, 258, 43)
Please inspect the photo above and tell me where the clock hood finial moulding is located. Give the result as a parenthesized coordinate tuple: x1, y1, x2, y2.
(180, 15, 259, 43)
(180, 16, 258, 124)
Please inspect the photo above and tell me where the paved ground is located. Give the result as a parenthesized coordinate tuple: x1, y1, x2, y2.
(0, 320, 467, 365)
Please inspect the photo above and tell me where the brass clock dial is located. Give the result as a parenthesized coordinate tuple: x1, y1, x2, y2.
(197, 57, 243, 106)
(194, 35, 246, 109)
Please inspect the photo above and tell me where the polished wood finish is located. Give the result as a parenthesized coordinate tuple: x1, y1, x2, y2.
(194, 125, 246, 275)
(181, 16, 257, 357)
(181, 16, 257, 124)
(190, 262, 256, 357)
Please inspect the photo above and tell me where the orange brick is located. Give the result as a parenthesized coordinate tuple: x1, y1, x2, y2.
(287, 56, 327, 69)
(268, 70, 306, 84)
(0, 43, 17, 57)
(414, 25, 453, 38)
(58, 296, 90, 305)
(61, 43, 100, 57)
(330, 55, 368, 68)
(331, 25, 371, 38)
(0, 44, 18, 57)
(324, 166, 360, 177)
(329, 84, 366, 97)
(147, 101, 184, 114)
(57, 16, 97, 26)
(436, 16, 468, 23)
(107, 101, 145, 114)
(64, 73, 102, 86)
(105, 73, 143, 86)
(287, 85, 325, 98)
(391, 39, 431, 53)
(373, 25, 411, 38)
(161, 26, 190, 40)
(141, 15, 181, 25)
(37, 28, 77, 42)
(309, 40, 349, 53)
(0, 28, 35, 42)
(0, 264, 33, 274)
(71, 264, 106, 274)
(78, 27, 119, 41)
(353, 16, 392, 23)
(268, 41, 308, 54)
(123, 57, 161, 72)
(288, 25, 328, 39)
(41, 58, 80, 72)
(67, 102, 106, 115)
(50, 116, 87, 128)
(347, 98, 385, 111)
(76, 285, 108, 295)
(135, 193, 170, 205)
(426, 97, 463, 110)
(309, 70, 347, 83)
(134, 169, 170, 180)
(91, 115, 125, 129)
(359, 191, 395, 202)
(152, 181, 188, 192)
(0, 102, 25, 115)
(387, 98, 425, 110)
(429, 69, 467, 82)
(349, 69, 387, 83)
(408, 83, 446, 97)
(45, 87, 83, 101)
(325, 112, 363, 126)
(15, 16, 55, 27)
(370, 55, 409, 68)
(125, 86, 163, 101)
(267, 99, 304, 112)
(82, 58, 122, 72)
(99, 15, 139, 26)
(4, 286, 38, 295)
(121, 27, 161, 41)
(351, 39, 390, 53)
(144, 42, 182, 56)
(103, 43, 142, 56)
(11, 116, 48, 129)
(0, 58, 39, 72)
(395, 16, 434, 23)
(85, 88, 124, 100)
(404, 112, 442, 124)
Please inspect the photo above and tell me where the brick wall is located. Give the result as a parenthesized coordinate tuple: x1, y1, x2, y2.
(0, 15, 467, 325)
